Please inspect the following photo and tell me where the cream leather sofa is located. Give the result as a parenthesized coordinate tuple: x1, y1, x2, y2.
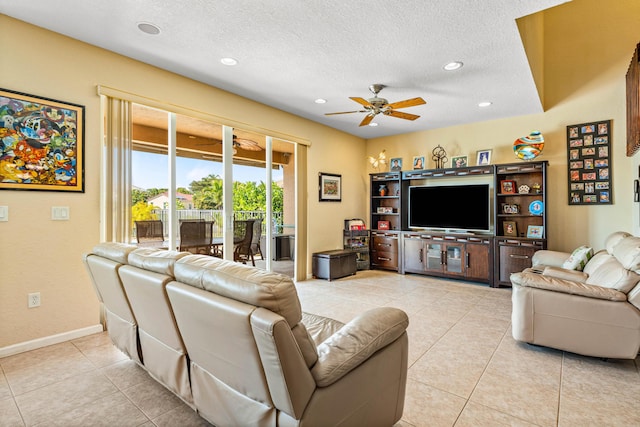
(84, 243, 409, 426)
(511, 231, 640, 359)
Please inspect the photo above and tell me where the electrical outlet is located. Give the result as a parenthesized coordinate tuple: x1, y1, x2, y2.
(28, 292, 41, 308)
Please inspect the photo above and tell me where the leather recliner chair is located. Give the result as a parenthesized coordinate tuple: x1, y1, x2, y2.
(511, 231, 640, 359)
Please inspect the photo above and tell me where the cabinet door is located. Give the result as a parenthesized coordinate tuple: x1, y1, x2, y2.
(425, 242, 444, 272)
(498, 245, 536, 284)
(403, 238, 425, 273)
(465, 243, 490, 281)
(444, 244, 465, 276)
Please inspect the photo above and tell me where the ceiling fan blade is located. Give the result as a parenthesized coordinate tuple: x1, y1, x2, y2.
(386, 97, 426, 110)
(350, 97, 374, 108)
(359, 114, 375, 127)
(325, 110, 368, 116)
(235, 138, 263, 151)
(384, 110, 421, 121)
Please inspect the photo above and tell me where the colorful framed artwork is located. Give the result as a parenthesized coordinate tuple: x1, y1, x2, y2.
(377, 220, 390, 230)
(0, 88, 85, 192)
(451, 155, 468, 168)
(318, 172, 341, 202)
(566, 119, 612, 205)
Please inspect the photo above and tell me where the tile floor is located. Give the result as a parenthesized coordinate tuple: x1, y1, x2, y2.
(2, 270, 639, 426)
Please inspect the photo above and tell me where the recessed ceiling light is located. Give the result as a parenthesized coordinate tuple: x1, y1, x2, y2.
(368, 122, 379, 127)
(443, 61, 463, 71)
(137, 22, 161, 35)
(220, 57, 238, 66)
(314, 98, 327, 104)
(478, 101, 493, 107)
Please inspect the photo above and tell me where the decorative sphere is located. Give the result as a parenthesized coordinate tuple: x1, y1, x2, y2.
(514, 131, 544, 160)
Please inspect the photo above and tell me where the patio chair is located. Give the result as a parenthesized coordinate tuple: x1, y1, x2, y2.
(233, 219, 255, 266)
(179, 220, 214, 255)
(135, 220, 164, 247)
(250, 219, 263, 259)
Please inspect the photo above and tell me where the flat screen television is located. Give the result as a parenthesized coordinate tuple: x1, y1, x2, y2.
(408, 184, 490, 232)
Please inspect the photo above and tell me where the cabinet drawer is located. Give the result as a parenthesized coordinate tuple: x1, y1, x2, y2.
(498, 245, 536, 283)
(371, 250, 398, 268)
(372, 237, 398, 252)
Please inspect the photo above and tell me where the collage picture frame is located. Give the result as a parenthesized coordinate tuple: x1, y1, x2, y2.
(567, 119, 612, 205)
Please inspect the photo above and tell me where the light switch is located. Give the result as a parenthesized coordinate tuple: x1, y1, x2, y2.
(51, 206, 70, 220)
(0, 206, 7, 222)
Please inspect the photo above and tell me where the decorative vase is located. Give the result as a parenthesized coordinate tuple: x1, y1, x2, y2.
(514, 131, 544, 160)
(379, 184, 388, 196)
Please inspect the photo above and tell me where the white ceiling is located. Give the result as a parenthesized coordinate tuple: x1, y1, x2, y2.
(1, 0, 569, 139)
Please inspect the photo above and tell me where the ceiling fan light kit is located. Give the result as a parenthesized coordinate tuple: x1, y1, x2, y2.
(325, 84, 426, 127)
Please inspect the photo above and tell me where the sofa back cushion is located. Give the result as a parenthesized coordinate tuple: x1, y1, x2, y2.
(612, 236, 640, 271)
(605, 231, 632, 254)
(128, 248, 189, 276)
(173, 255, 318, 367)
(585, 254, 640, 293)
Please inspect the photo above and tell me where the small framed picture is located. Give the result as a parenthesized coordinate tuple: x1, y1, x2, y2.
(500, 180, 517, 194)
(376, 206, 393, 213)
(503, 221, 518, 236)
(502, 204, 519, 214)
(318, 172, 341, 202)
(476, 149, 492, 165)
(412, 156, 425, 170)
(390, 158, 402, 171)
(377, 220, 390, 230)
(527, 225, 544, 239)
(451, 155, 468, 168)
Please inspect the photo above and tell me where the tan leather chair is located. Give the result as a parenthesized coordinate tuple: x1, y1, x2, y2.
(511, 231, 640, 359)
(83, 242, 142, 364)
(118, 248, 193, 405)
(166, 254, 408, 427)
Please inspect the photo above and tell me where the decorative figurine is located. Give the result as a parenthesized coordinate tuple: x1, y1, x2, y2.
(432, 145, 448, 169)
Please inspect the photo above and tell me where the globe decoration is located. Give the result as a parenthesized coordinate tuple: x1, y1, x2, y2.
(513, 131, 544, 160)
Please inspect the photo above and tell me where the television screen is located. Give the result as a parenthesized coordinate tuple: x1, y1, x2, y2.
(408, 184, 490, 232)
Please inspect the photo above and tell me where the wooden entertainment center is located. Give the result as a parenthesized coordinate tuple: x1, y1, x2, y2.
(370, 161, 547, 287)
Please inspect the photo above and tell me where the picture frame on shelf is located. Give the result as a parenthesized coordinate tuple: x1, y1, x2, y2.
(527, 225, 544, 238)
(412, 156, 425, 170)
(377, 220, 390, 230)
(451, 155, 468, 168)
(389, 158, 402, 171)
(500, 180, 517, 194)
(476, 149, 492, 165)
(376, 206, 393, 214)
(0, 87, 85, 192)
(502, 204, 520, 214)
(503, 221, 518, 236)
(318, 172, 341, 202)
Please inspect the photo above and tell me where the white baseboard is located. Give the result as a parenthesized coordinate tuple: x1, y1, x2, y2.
(0, 324, 104, 358)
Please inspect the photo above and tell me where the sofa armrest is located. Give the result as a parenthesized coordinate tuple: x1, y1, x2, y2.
(310, 307, 408, 387)
(542, 266, 588, 282)
(531, 250, 570, 268)
(511, 271, 626, 301)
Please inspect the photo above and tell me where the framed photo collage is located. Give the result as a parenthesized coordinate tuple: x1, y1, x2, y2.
(567, 119, 612, 205)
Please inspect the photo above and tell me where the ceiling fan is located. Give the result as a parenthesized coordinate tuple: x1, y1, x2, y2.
(195, 134, 262, 151)
(325, 84, 426, 126)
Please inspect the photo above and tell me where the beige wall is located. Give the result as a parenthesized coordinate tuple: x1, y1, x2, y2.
(0, 15, 366, 348)
(366, 0, 640, 252)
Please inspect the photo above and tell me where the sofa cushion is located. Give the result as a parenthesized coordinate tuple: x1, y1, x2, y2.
(605, 231, 632, 254)
(128, 248, 189, 276)
(612, 236, 640, 271)
(562, 245, 593, 271)
(174, 254, 302, 326)
(91, 242, 137, 264)
(585, 255, 640, 293)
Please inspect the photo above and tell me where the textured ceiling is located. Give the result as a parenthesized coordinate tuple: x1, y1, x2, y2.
(1, 0, 570, 138)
